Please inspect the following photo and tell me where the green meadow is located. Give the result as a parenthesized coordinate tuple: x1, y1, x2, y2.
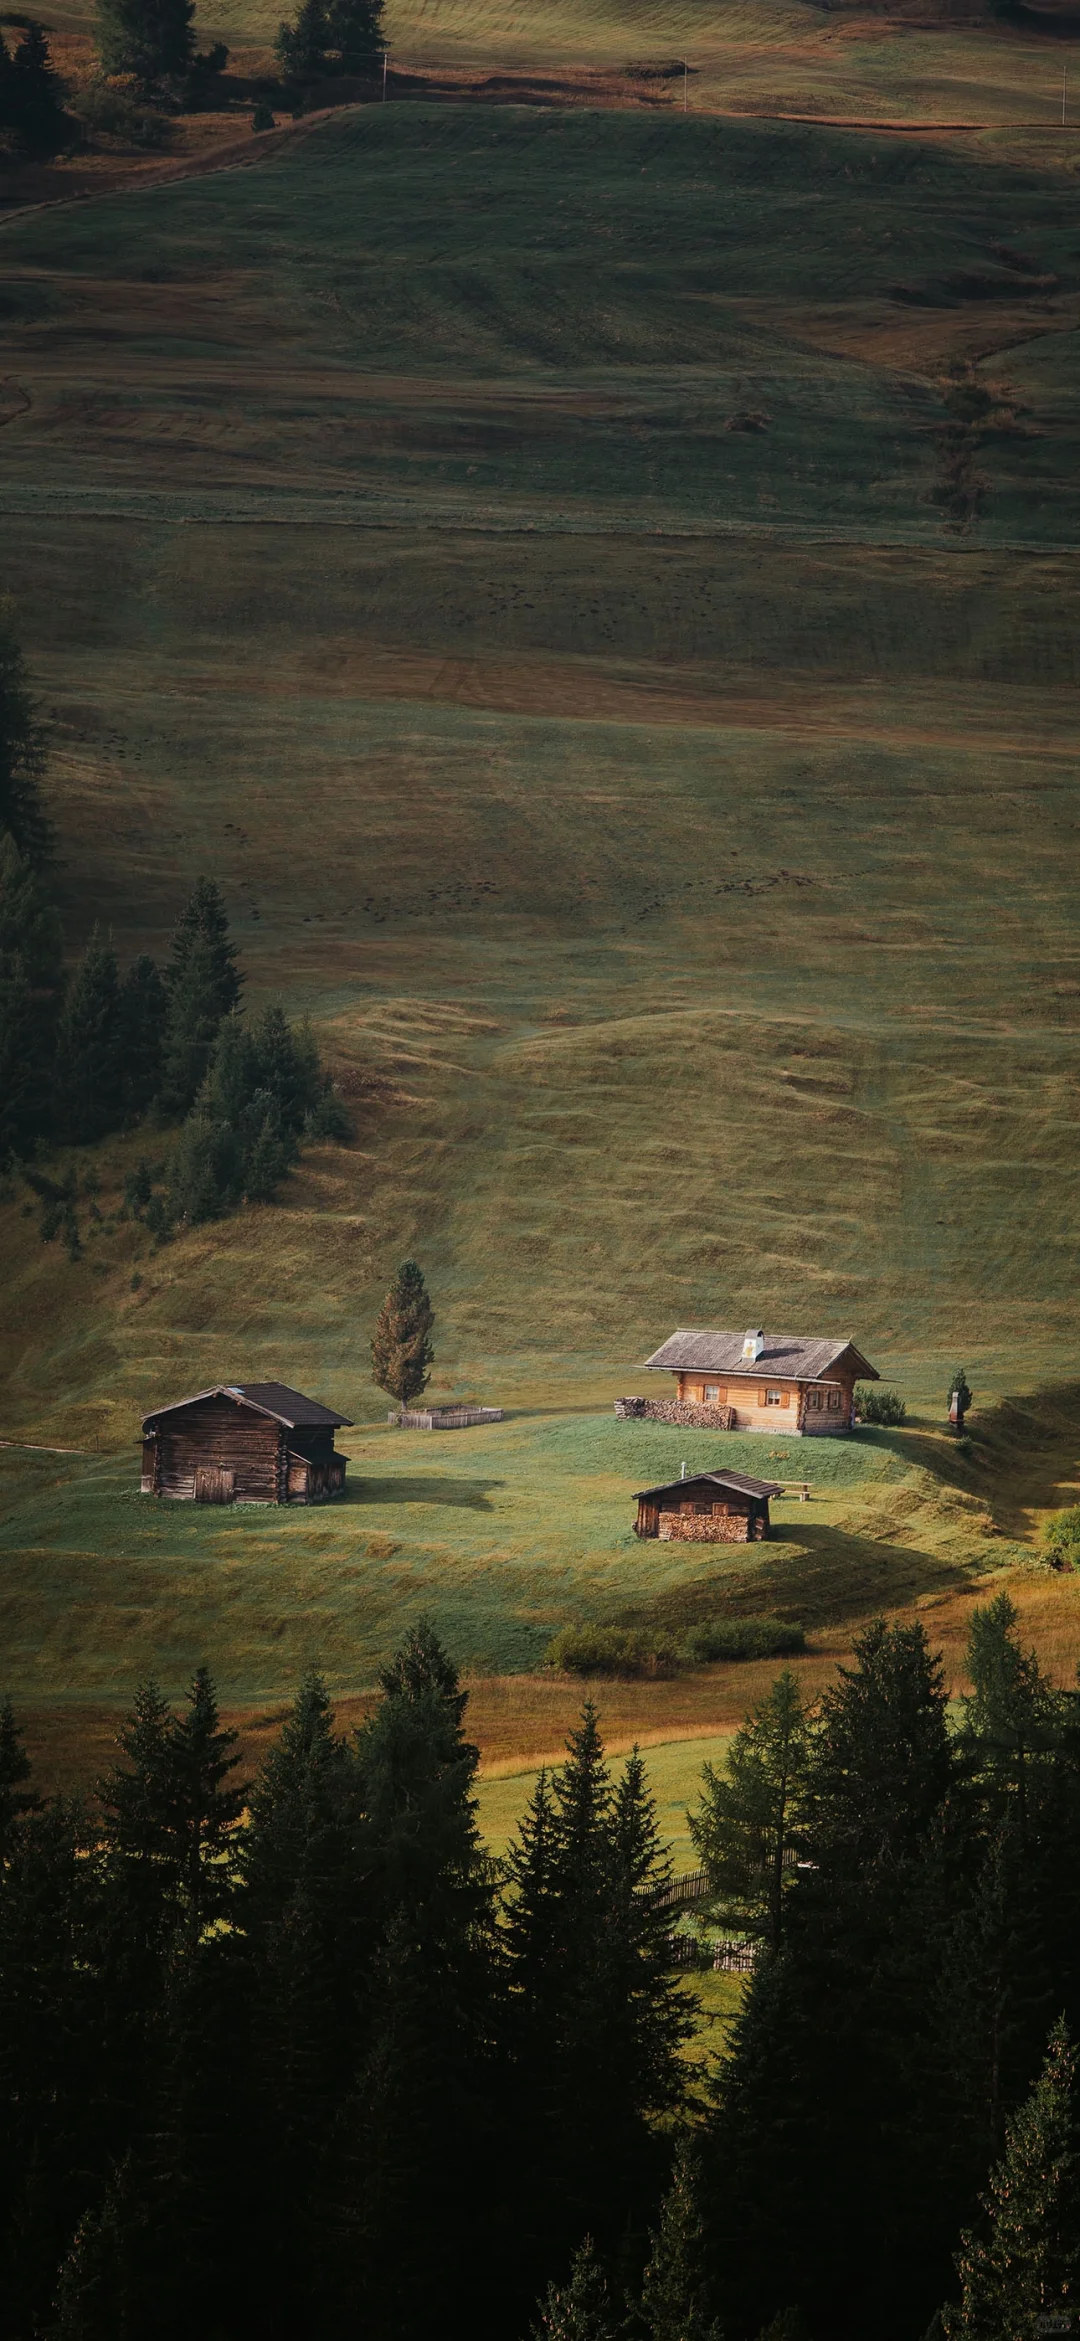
(2, 89, 1080, 1746)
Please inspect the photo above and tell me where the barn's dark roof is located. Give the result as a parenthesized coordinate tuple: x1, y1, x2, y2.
(642, 1330, 878, 1382)
(634, 1469, 784, 1502)
(143, 1383, 352, 1431)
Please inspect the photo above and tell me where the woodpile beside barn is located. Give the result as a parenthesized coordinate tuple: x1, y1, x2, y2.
(140, 1382, 351, 1505)
(633, 1467, 783, 1543)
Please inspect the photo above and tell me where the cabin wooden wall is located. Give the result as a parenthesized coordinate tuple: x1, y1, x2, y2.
(149, 1397, 283, 1502)
(673, 1372, 854, 1436)
(636, 1489, 767, 1542)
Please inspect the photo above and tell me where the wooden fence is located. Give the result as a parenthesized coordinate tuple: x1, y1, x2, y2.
(390, 1406, 504, 1430)
(655, 1867, 710, 1912)
(665, 1933, 760, 1973)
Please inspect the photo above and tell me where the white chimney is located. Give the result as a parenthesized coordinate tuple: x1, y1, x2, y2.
(742, 1328, 765, 1362)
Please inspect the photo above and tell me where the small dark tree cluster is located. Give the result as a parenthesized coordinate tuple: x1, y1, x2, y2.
(0, 21, 67, 155)
(0, 608, 349, 1217)
(275, 0, 383, 84)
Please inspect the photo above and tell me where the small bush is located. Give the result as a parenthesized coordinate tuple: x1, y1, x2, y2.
(251, 95, 275, 130)
(682, 1617, 806, 1666)
(72, 84, 172, 148)
(856, 1384, 907, 1427)
(548, 1624, 678, 1679)
(1042, 1507, 1080, 1572)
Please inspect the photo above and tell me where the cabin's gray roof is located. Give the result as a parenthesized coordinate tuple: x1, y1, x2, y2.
(642, 1330, 878, 1382)
(634, 1469, 784, 1502)
(143, 1382, 352, 1431)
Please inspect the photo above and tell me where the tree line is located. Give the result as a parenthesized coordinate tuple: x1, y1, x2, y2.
(0, 606, 347, 1231)
(3, 1597, 1080, 2338)
(0, 1629, 688, 2340)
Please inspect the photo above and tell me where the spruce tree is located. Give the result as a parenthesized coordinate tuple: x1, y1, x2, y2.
(326, 0, 382, 69)
(117, 955, 166, 1120)
(0, 1695, 37, 1860)
(275, 0, 331, 78)
(370, 1259, 436, 1412)
(53, 929, 124, 1144)
(941, 2021, 1079, 2341)
(958, 1594, 1063, 1838)
(96, 0, 194, 84)
(0, 838, 62, 1159)
(689, 1669, 809, 1948)
(157, 879, 241, 1117)
(7, 22, 66, 152)
(699, 1621, 961, 2341)
(532, 2238, 623, 2341)
(0, 604, 49, 864)
(99, 1671, 245, 1950)
(640, 2142, 723, 2341)
(504, 1710, 689, 2279)
(324, 1625, 504, 2341)
(165, 1111, 243, 1224)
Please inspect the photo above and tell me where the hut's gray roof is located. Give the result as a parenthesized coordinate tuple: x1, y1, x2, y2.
(634, 1469, 784, 1502)
(642, 1330, 878, 1382)
(143, 1382, 352, 1431)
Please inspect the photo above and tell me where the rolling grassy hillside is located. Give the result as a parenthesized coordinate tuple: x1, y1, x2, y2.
(1, 100, 1079, 1734)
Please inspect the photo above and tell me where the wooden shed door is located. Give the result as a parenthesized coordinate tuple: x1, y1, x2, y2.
(195, 1466, 236, 1505)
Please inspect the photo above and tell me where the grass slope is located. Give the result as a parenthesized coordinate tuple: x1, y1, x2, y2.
(1, 103, 1079, 1722)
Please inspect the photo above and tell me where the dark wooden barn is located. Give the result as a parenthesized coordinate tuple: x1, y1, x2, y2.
(633, 1467, 783, 1544)
(141, 1383, 352, 1505)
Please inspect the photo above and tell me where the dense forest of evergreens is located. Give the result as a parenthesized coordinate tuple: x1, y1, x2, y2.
(2, 1598, 1079, 2340)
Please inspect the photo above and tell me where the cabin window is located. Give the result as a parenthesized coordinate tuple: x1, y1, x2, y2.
(827, 1387, 843, 1412)
(765, 1388, 783, 1407)
(704, 1384, 720, 1401)
(807, 1389, 822, 1411)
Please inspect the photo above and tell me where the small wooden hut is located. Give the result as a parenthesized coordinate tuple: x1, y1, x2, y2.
(633, 1467, 783, 1544)
(141, 1382, 351, 1505)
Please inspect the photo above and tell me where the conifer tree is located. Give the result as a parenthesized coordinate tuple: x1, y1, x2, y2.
(157, 879, 240, 1116)
(532, 2238, 623, 2341)
(275, 0, 331, 78)
(117, 954, 166, 1120)
(690, 1669, 809, 1948)
(0, 1695, 37, 1860)
(0, 604, 49, 864)
(5, 22, 66, 152)
(958, 1594, 1063, 1838)
(370, 1259, 435, 1412)
(504, 1710, 689, 2277)
(326, 0, 382, 68)
(640, 2142, 723, 2341)
(96, 0, 194, 84)
(99, 1670, 245, 1949)
(53, 929, 124, 1144)
(324, 1625, 503, 2341)
(941, 2021, 1079, 2341)
(0, 834, 63, 1159)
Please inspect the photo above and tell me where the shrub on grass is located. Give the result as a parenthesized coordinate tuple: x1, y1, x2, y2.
(1042, 1507, 1080, 1572)
(547, 1624, 678, 1679)
(855, 1384, 907, 1427)
(71, 79, 172, 142)
(683, 1617, 806, 1666)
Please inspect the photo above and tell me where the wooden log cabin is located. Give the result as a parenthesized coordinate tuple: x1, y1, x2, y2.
(141, 1382, 352, 1505)
(634, 1468, 783, 1543)
(641, 1327, 878, 1436)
